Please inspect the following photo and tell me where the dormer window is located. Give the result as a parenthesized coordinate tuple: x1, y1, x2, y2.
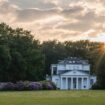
(69, 61, 72, 63)
(52, 67, 57, 75)
(73, 61, 75, 63)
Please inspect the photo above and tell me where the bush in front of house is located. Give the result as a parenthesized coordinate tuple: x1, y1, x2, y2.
(15, 81, 26, 91)
(91, 83, 103, 90)
(3, 82, 15, 91)
(49, 81, 57, 90)
(27, 82, 43, 90)
(41, 81, 57, 90)
(0, 81, 57, 91)
(0, 83, 7, 90)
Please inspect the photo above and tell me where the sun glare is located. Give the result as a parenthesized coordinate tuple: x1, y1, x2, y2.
(103, 44, 105, 51)
(100, 44, 105, 54)
(94, 43, 105, 71)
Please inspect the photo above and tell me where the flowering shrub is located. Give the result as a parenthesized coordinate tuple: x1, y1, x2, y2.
(0, 83, 7, 90)
(3, 82, 15, 90)
(46, 84, 54, 90)
(42, 81, 56, 90)
(0, 81, 56, 91)
(49, 81, 57, 90)
(15, 81, 25, 91)
(28, 82, 42, 90)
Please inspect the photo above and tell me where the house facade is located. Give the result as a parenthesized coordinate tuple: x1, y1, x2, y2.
(50, 57, 96, 90)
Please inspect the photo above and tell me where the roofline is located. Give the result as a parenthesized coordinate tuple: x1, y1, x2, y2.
(60, 70, 89, 76)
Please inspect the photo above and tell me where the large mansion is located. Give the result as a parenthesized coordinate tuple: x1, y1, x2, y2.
(49, 57, 96, 90)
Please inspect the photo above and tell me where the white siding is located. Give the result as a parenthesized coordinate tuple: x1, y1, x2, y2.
(56, 64, 90, 71)
(90, 76, 97, 87)
(82, 65, 90, 71)
(63, 64, 83, 70)
(62, 78, 66, 89)
(52, 76, 60, 88)
(57, 64, 65, 70)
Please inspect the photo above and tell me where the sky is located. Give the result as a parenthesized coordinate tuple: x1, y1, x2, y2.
(0, 0, 105, 42)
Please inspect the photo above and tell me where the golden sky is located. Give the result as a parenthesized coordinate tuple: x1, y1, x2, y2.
(0, 0, 105, 42)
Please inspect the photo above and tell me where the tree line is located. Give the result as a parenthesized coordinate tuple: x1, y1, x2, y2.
(0, 23, 105, 88)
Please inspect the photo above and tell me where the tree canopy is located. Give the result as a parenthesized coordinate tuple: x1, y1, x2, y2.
(0, 23, 44, 82)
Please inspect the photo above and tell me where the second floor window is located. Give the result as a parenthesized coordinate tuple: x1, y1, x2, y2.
(53, 67, 57, 75)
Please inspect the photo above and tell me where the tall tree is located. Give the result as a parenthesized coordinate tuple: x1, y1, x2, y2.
(41, 40, 66, 75)
(92, 44, 105, 88)
(0, 23, 44, 82)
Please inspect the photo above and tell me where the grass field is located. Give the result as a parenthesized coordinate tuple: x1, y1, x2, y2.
(0, 90, 105, 105)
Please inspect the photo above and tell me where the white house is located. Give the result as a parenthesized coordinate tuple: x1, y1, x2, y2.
(49, 57, 96, 90)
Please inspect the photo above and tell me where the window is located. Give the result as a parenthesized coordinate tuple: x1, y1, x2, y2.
(52, 67, 57, 75)
(73, 61, 75, 63)
(55, 79, 58, 85)
(53, 67, 57, 75)
(84, 86, 86, 88)
(53, 70, 57, 75)
(90, 79, 94, 85)
(73, 65, 78, 70)
(53, 67, 57, 71)
(69, 61, 72, 63)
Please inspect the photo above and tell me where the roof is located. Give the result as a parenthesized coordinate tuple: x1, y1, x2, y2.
(58, 57, 89, 65)
(61, 70, 89, 76)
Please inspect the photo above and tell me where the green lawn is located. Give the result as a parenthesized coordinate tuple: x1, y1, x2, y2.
(0, 90, 105, 105)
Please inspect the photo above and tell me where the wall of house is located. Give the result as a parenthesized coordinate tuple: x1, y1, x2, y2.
(57, 64, 90, 71)
(52, 75, 60, 88)
(90, 76, 97, 87)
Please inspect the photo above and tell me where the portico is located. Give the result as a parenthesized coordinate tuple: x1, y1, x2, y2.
(61, 76, 89, 90)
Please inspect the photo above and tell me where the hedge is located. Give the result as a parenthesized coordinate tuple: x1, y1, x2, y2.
(0, 81, 57, 91)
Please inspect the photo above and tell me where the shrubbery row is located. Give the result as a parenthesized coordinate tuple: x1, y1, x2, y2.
(0, 81, 57, 91)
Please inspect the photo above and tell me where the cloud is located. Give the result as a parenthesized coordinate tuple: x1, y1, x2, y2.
(16, 8, 61, 22)
(0, 0, 18, 24)
(61, 4, 85, 19)
(0, 0, 105, 41)
(9, 0, 57, 9)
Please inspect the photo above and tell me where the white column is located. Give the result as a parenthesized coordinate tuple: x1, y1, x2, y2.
(76, 77, 78, 90)
(66, 77, 68, 90)
(71, 77, 73, 89)
(87, 77, 89, 89)
(51, 68, 53, 75)
(61, 77, 63, 89)
(89, 77, 91, 89)
(82, 77, 84, 89)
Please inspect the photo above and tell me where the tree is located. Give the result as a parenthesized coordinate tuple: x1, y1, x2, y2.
(0, 23, 44, 82)
(41, 40, 66, 75)
(92, 44, 105, 88)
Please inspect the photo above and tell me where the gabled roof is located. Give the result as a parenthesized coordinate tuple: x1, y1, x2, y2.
(61, 70, 89, 76)
(58, 57, 89, 65)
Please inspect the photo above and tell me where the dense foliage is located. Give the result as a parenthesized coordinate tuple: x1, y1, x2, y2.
(0, 23, 105, 89)
(0, 23, 44, 82)
(0, 81, 56, 91)
(41, 40, 104, 75)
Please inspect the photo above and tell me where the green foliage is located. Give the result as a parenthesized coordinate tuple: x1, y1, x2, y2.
(0, 23, 44, 82)
(41, 40, 66, 74)
(41, 40, 104, 75)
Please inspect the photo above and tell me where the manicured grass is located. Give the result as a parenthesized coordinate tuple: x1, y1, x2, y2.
(0, 90, 105, 105)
